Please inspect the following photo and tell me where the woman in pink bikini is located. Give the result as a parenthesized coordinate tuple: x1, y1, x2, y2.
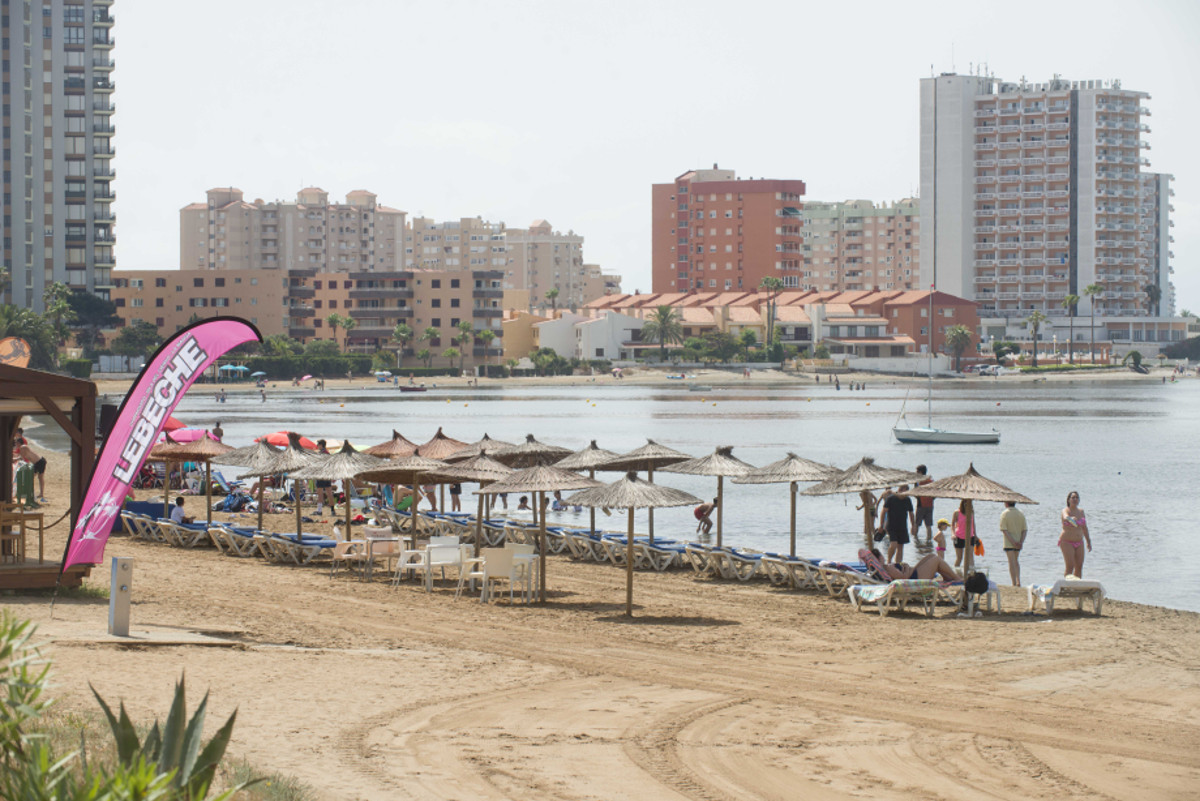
(1059, 490, 1092, 578)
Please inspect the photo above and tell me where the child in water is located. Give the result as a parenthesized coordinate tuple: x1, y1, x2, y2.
(934, 517, 949, 558)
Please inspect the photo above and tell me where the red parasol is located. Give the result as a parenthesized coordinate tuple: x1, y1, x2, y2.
(258, 431, 317, 449)
(163, 416, 186, 432)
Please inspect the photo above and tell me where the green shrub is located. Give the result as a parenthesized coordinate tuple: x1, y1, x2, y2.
(60, 358, 93, 378)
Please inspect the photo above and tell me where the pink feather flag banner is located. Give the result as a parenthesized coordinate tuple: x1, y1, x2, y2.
(61, 317, 261, 570)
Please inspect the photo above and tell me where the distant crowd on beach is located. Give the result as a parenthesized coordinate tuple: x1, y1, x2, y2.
(862, 464, 1092, 588)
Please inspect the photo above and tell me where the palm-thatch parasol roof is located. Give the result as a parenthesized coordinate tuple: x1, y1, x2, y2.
(800, 457, 925, 496)
(416, 427, 469, 461)
(219, 439, 281, 469)
(902, 463, 1036, 505)
(492, 433, 572, 468)
(475, 464, 601, 496)
(555, 440, 620, 471)
(566, 471, 701, 510)
(733, 453, 840, 485)
(236, 432, 322, 537)
(145, 433, 234, 526)
(354, 449, 450, 485)
(446, 434, 515, 462)
(597, 439, 691, 473)
(660, 446, 755, 547)
(424, 452, 512, 484)
(567, 472, 701, 617)
(289, 442, 387, 533)
(363, 430, 420, 459)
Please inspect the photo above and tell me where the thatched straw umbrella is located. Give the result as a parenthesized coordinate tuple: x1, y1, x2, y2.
(566, 472, 701, 616)
(217, 439, 281, 531)
(902, 463, 1037, 574)
(476, 464, 602, 602)
(236, 432, 319, 537)
(424, 450, 512, 555)
(146, 436, 184, 519)
(733, 453, 841, 557)
(493, 434, 573, 527)
(554, 440, 620, 535)
(801, 457, 926, 541)
(445, 434, 515, 463)
(596, 440, 691, 541)
(152, 433, 234, 527)
(363, 430, 419, 459)
(289, 442, 386, 536)
(354, 449, 450, 537)
(660, 446, 755, 547)
(418, 428, 469, 511)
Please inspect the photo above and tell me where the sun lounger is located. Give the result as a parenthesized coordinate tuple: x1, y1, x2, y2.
(848, 579, 944, 617)
(635, 540, 686, 571)
(760, 553, 823, 589)
(710, 548, 764, 581)
(268, 533, 337, 565)
(1028, 578, 1105, 616)
(683, 542, 724, 578)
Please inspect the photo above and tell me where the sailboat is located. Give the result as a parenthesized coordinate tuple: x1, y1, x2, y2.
(892, 291, 1000, 445)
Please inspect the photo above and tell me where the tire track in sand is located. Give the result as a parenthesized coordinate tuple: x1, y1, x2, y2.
(623, 697, 750, 801)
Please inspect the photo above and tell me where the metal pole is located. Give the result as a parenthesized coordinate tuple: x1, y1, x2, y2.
(538, 490, 547, 603)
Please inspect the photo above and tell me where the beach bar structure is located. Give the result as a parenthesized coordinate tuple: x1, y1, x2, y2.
(0, 363, 96, 589)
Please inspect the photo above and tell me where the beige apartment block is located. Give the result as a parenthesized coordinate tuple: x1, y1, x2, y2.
(112, 268, 291, 338)
(800, 200, 920, 292)
(180, 187, 407, 273)
(405, 216, 621, 311)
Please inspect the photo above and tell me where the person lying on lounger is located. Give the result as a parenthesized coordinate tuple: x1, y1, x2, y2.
(869, 548, 960, 582)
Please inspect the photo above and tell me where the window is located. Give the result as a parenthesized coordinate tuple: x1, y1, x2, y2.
(450, 298, 460, 308)
(329, 300, 337, 308)
(343, 281, 352, 289)
(314, 280, 322, 289)
(450, 278, 460, 288)
(431, 318, 441, 327)
(193, 278, 204, 288)
(431, 298, 441, 307)
(156, 318, 164, 327)
(314, 300, 322, 309)
(155, 298, 163, 307)
(431, 279, 441, 288)
(155, 277, 166, 288)
(215, 277, 225, 288)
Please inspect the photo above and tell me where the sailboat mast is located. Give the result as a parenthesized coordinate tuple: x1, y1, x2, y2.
(927, 287, 934, 428)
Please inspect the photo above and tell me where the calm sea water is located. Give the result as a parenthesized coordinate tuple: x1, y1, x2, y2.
(69, 376, 1200, 612)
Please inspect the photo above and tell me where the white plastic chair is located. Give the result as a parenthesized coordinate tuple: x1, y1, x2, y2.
(479, 547, 518, 604)
(505, 543, 535, 602)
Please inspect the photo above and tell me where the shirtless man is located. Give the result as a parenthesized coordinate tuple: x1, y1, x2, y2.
(17, 439, 47, 502)
(694, 498, 718, 535)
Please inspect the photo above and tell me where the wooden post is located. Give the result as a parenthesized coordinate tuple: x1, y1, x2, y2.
(626, 506, 635, 616)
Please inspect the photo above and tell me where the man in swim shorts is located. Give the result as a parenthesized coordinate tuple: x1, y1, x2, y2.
(999, 500, 1027, 586)
(17, 440, 47, 502)
(913, 464, 934, 542)
(694, 498, 717, 536)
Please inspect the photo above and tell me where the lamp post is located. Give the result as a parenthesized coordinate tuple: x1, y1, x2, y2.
(1053, 334, 1058, 363)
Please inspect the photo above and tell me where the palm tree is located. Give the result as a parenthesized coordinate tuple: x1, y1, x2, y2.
(456, 320, 474, 369)
(640, 305, 684, 363)
(0, 266, 10, 306)
(759, 276, 784, 355)
(1144, 283, 1162, 316)
(476, 328, 496, 368)
(544, 287, 559, 313)
(391, 323, 413, 368)
(1083, 283, 1103, 364)
(326, 312, 343, 348)
(421, 326, 440, 360)
(42, 282, 76, 365)
(443, 346, 460, 369)
(944, 324, 973, 372)
(738, 329, 757, 361)
(340, 317, 357, 353)
(1061, 293, 1080, 364)
(417, 347, 432, 368)
(1026, 310, 1047, 368)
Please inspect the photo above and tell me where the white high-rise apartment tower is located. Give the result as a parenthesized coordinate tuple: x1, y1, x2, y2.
(920, 73, 1174, 329)
(2, 0, 116, 309)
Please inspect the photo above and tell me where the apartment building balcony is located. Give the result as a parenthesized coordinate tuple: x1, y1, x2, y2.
(1045, 291, 1067, 300)
(998, 141, 1022, 151)
(92, 34, 115, 49)
(94, 191, 116, 203)
(998, 258, 1021, 267)
(1022, 257, 1047, 267)
(1019, 291, 1044, 300)
(473, 289, 503, 299)
(93, 77, 115, 93)
(94, 147, 115, 159)
(347, 307, 413, 320)
(999, 124, 1021, 134)
(973, 259, 997, 268)
(974, 242, 998, 251)
(1021, 123, 1045, 132)
(975, 176, 996, 185)
(997, 292, 1020, 300)
(1020, 240, 1045, 250)
(1023, 157, 1044, 166)
(1021, 191, 1044, 199)
(93, 55, 115, 70)
(974, 209, 997, 217)
(975, 127, 997, 136)
(1046, 123, 1069, 132)
(974, 271, 997, 281)
(348, 287, 413, 300)
(93, 209, 115, 221)
(93, 166, 116, 179)
(289, 326, 316, 338)
(975, 142, 997, 152)
(289, 267, 317, 278)
(93, 123, 116, 135)
(1022, 223, 1044, 232)
(93, 101, 115, 115)
(288, 286, 316, 299)
(998, 192, 1021, 201)
(473, 345, 503, 358)
(475, 308, 503, 319)
(974, 109, 997, 118)
(288, 304, 315, 318)
(1020, 273, 1045, 283)
(974, 158, 997, 168)
(998, 157, 1022, 167)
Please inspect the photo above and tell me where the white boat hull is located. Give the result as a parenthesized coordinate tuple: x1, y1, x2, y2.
(893, 426, 1000, 445)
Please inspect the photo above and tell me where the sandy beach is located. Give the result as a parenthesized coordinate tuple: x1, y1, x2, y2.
(8, 444, 1199, 801)
(89, 362, 1189, 400)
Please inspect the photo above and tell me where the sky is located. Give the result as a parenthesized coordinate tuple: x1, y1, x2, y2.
(115, 0, 1200, 312)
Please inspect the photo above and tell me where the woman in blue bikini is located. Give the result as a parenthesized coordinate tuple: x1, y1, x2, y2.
(1059, 491, 1092, 578)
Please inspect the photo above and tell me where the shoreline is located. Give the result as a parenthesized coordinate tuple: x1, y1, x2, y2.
(88, 362, 1190, 398)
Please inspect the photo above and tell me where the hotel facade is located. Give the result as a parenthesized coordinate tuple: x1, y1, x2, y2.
(920, 73, 1183, 351)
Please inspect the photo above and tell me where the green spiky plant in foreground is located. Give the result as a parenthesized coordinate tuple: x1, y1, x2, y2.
(0, 611, 254, 800)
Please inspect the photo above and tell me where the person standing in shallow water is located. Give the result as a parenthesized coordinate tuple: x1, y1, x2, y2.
(1060, 491, 1091, 578)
